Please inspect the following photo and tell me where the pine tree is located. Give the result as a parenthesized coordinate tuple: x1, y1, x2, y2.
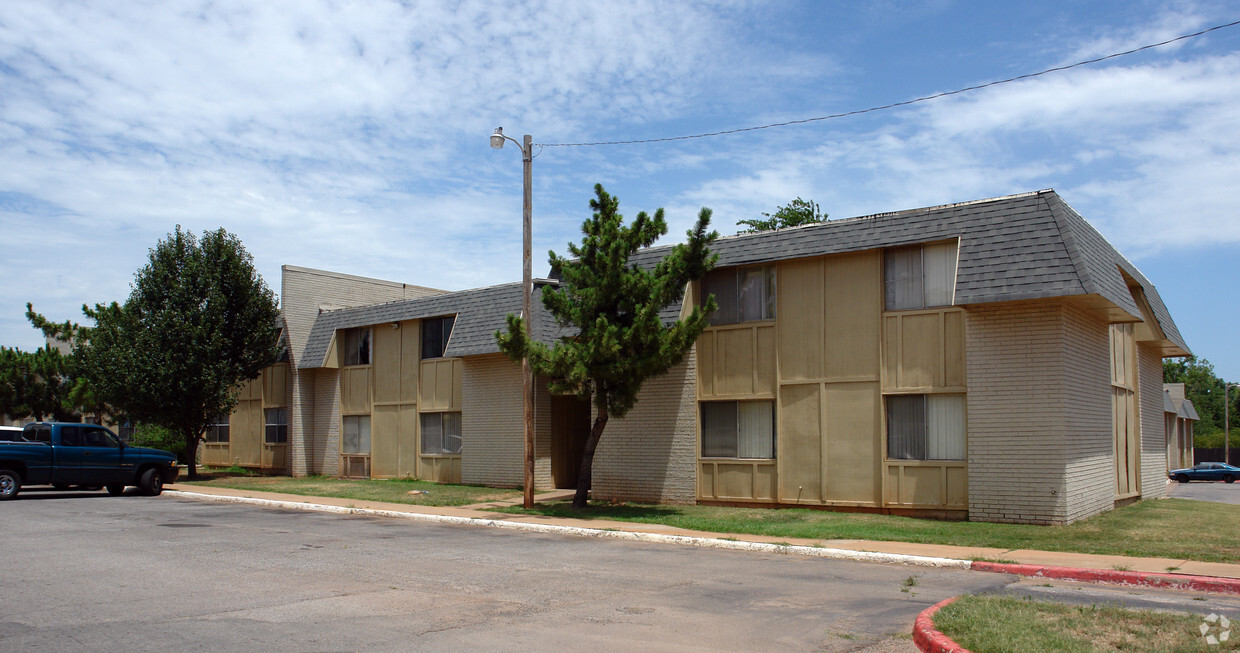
(497, 184, 718, 508)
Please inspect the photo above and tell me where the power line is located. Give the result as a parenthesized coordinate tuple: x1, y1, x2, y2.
(540, 18, 1240, 148)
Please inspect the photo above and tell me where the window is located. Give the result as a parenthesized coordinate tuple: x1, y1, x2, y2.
(206, 415, 230, 443)
(59, 425, 84, 447)
(701, 265, 776, 326)
(265, 408, 288, 444)
(343, 328, 371, 366)
(700, 401, 775, 459)
(884, 242, 957, 311)
(886, 394, 965, 460)
(420, 412, 462, 455)
(342, 415, 371, 455)
(421, 316, 455, 359)
(83, 426, 117, 447)
(117, 422, 135, 441)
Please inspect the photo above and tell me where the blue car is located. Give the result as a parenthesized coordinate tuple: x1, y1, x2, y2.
(1169, 462, 1239, 483)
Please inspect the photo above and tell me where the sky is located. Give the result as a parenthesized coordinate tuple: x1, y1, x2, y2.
(1, 1, 1238, 381)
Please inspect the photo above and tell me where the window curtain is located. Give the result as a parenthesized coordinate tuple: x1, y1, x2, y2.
(443, 412, 462, 454)
(738, 267, 774, 322)
(420, 413, 442, 454)
(926, 395, 966, 460)
(884, 247, 923, 310)
(702, 269, 738, 326)
(737, 401, 774, 459)
(700, 402, 737, 457)
(922, 242, 957, 308)
(886, 395, 925, 459)
(344, 415, 370, 455)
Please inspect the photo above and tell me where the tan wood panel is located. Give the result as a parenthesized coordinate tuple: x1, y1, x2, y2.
(776, 258, 824, 381)
(370, 404, 400, 478)
(419, 455, 461, 484)
(263, 363, 289, 407)
(717, 328, 755, 396)
(261, 443, 288, 471)
(340, 367, 371, 414)
(823, 251, 881, 380)
(373, 324, 402, 405)
(755, 326, 777, 396)
(238, 376, 261, 401)
(778, 383, 821, 503)
(419, 359, 463, 410)
(400, 321, 420, 404)
(203, 443, 230, 467)
(399, 404, 419, 478)
(823, 382, 880, 505)
(943, 310, 966, 388)
(230, 398, 262, 466)
(697, 331, 716, 396)
(897, 313, 941, 388)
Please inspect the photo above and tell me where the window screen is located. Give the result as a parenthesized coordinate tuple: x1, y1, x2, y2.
(421, 412, 462, 454)
(421, 316, 456, 359)
(702, 266, 775, 326)
(342, 415, 371, 455)
(700, 401, 775, 459)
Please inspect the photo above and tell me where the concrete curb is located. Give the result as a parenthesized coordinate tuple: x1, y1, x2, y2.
(912, 596, 968, 652)
(969, 561, 1240, 595)
(165, 490, 972, 569)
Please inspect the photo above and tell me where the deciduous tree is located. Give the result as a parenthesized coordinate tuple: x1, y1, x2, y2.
(497, 184, 717, 508)
(736, 197, 826, 233)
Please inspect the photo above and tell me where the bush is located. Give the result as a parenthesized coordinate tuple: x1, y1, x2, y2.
(128, 423, 186, 462)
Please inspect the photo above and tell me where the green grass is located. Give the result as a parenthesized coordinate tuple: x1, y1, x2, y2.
(493, 498, 1240, 563)
(182, 473, 522, 507)
(934, 595, 1239, 652)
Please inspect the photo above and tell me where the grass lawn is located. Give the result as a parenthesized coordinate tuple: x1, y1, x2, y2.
(934, 595, 1237, 652)
(495, 498, 1240, 563)
(182, 470, 521, 507)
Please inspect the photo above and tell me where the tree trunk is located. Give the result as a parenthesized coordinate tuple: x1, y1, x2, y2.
(184, 430, 199, 480)
(573, 406, 608, 509)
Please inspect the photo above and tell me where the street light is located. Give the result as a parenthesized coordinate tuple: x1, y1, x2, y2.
(1227, 383, 1238, 467)
(490, 127, 536, 509)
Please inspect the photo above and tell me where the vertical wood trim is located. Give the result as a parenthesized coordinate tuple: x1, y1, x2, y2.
(819, 382, 828, 503)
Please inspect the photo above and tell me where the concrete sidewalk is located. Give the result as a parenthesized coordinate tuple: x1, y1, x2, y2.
(164, 483, 1240, 582)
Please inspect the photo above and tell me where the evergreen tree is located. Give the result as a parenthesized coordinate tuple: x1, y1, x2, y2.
(497, 184, 718, 508)
(736, 197, 826, 233)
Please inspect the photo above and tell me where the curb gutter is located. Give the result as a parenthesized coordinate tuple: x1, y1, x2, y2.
(912, 596, 968, 653)
(165, 490, 971, 569)
(970, 561, 1240, 595)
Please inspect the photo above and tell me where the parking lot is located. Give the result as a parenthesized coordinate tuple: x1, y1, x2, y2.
(1168, 478, 1240, 504)
(0, 492, 1012, 652)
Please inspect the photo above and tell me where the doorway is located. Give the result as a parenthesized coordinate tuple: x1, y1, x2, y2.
(550, 395, 591, 489)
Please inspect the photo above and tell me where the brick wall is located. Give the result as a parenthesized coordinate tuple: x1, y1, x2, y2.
(461, 354, 524, 488)
(966, 300, 1071, 524)
(1059, 302, 1115, 523)
(591, 352, 698, 504)
(1138, 344, 1169, 499)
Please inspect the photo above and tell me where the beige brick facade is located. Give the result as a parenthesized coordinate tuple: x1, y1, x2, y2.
(1138, 345, 1169, 499)
(460, 354, 524, 487)
(591, 353, 698, 504)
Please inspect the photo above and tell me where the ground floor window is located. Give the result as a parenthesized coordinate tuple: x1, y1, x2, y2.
(421, 412, 462, 454)
(265, 408, 288, 444)
(342, 415, 371, 455)
(206, 415, 230, 443)
(886, 394, 965, 460)
(700, 400, 775, 459)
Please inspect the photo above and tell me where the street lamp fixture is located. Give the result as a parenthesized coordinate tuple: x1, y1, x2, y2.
(490, 126, 536, 509)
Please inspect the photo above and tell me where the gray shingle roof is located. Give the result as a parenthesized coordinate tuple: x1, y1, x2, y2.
(623, 189, 1188, 354)
(300, 282, 568, 368)
(299, 189, 1188, 368)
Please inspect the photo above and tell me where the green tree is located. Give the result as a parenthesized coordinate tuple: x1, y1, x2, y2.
(79, 226, 280, 479)
(0, 344, 77, 422)
(497, 184, 718, 508)
(1164, 356, 1238, 440)
(736, 197, 826, 233)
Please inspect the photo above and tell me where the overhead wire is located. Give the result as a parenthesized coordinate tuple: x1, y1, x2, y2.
(539, 18, 1240, 148)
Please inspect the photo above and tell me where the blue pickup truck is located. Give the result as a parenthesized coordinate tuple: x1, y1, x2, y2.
(0, 422, 179, 500)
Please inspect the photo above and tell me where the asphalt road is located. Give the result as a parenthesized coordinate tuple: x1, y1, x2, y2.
(1167, 479, 1240, 504)
(0, 492, 1011, 652)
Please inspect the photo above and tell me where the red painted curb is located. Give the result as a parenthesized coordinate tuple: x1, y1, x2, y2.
(970, 561, 1240, 594)
(912, 596, 970, 653)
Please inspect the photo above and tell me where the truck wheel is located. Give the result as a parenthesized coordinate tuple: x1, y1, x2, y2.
(139, 468, 163, 496)
(0, 469, 21, 500)
(106, 484, 125, 495)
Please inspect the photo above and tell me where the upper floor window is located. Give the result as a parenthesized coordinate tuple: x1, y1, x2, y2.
(421, 316, 455, 359)
(702, 265, 776, 326)
(343, 328, 371, 366)
(884, 242, 957, 311)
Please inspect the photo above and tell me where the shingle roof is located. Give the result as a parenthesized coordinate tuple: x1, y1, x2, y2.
(299, 189, 1188, 367)
(623, 189, 1187, 354)
(300, 282, 568, 368)
(1181, 399, 1200, 421)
